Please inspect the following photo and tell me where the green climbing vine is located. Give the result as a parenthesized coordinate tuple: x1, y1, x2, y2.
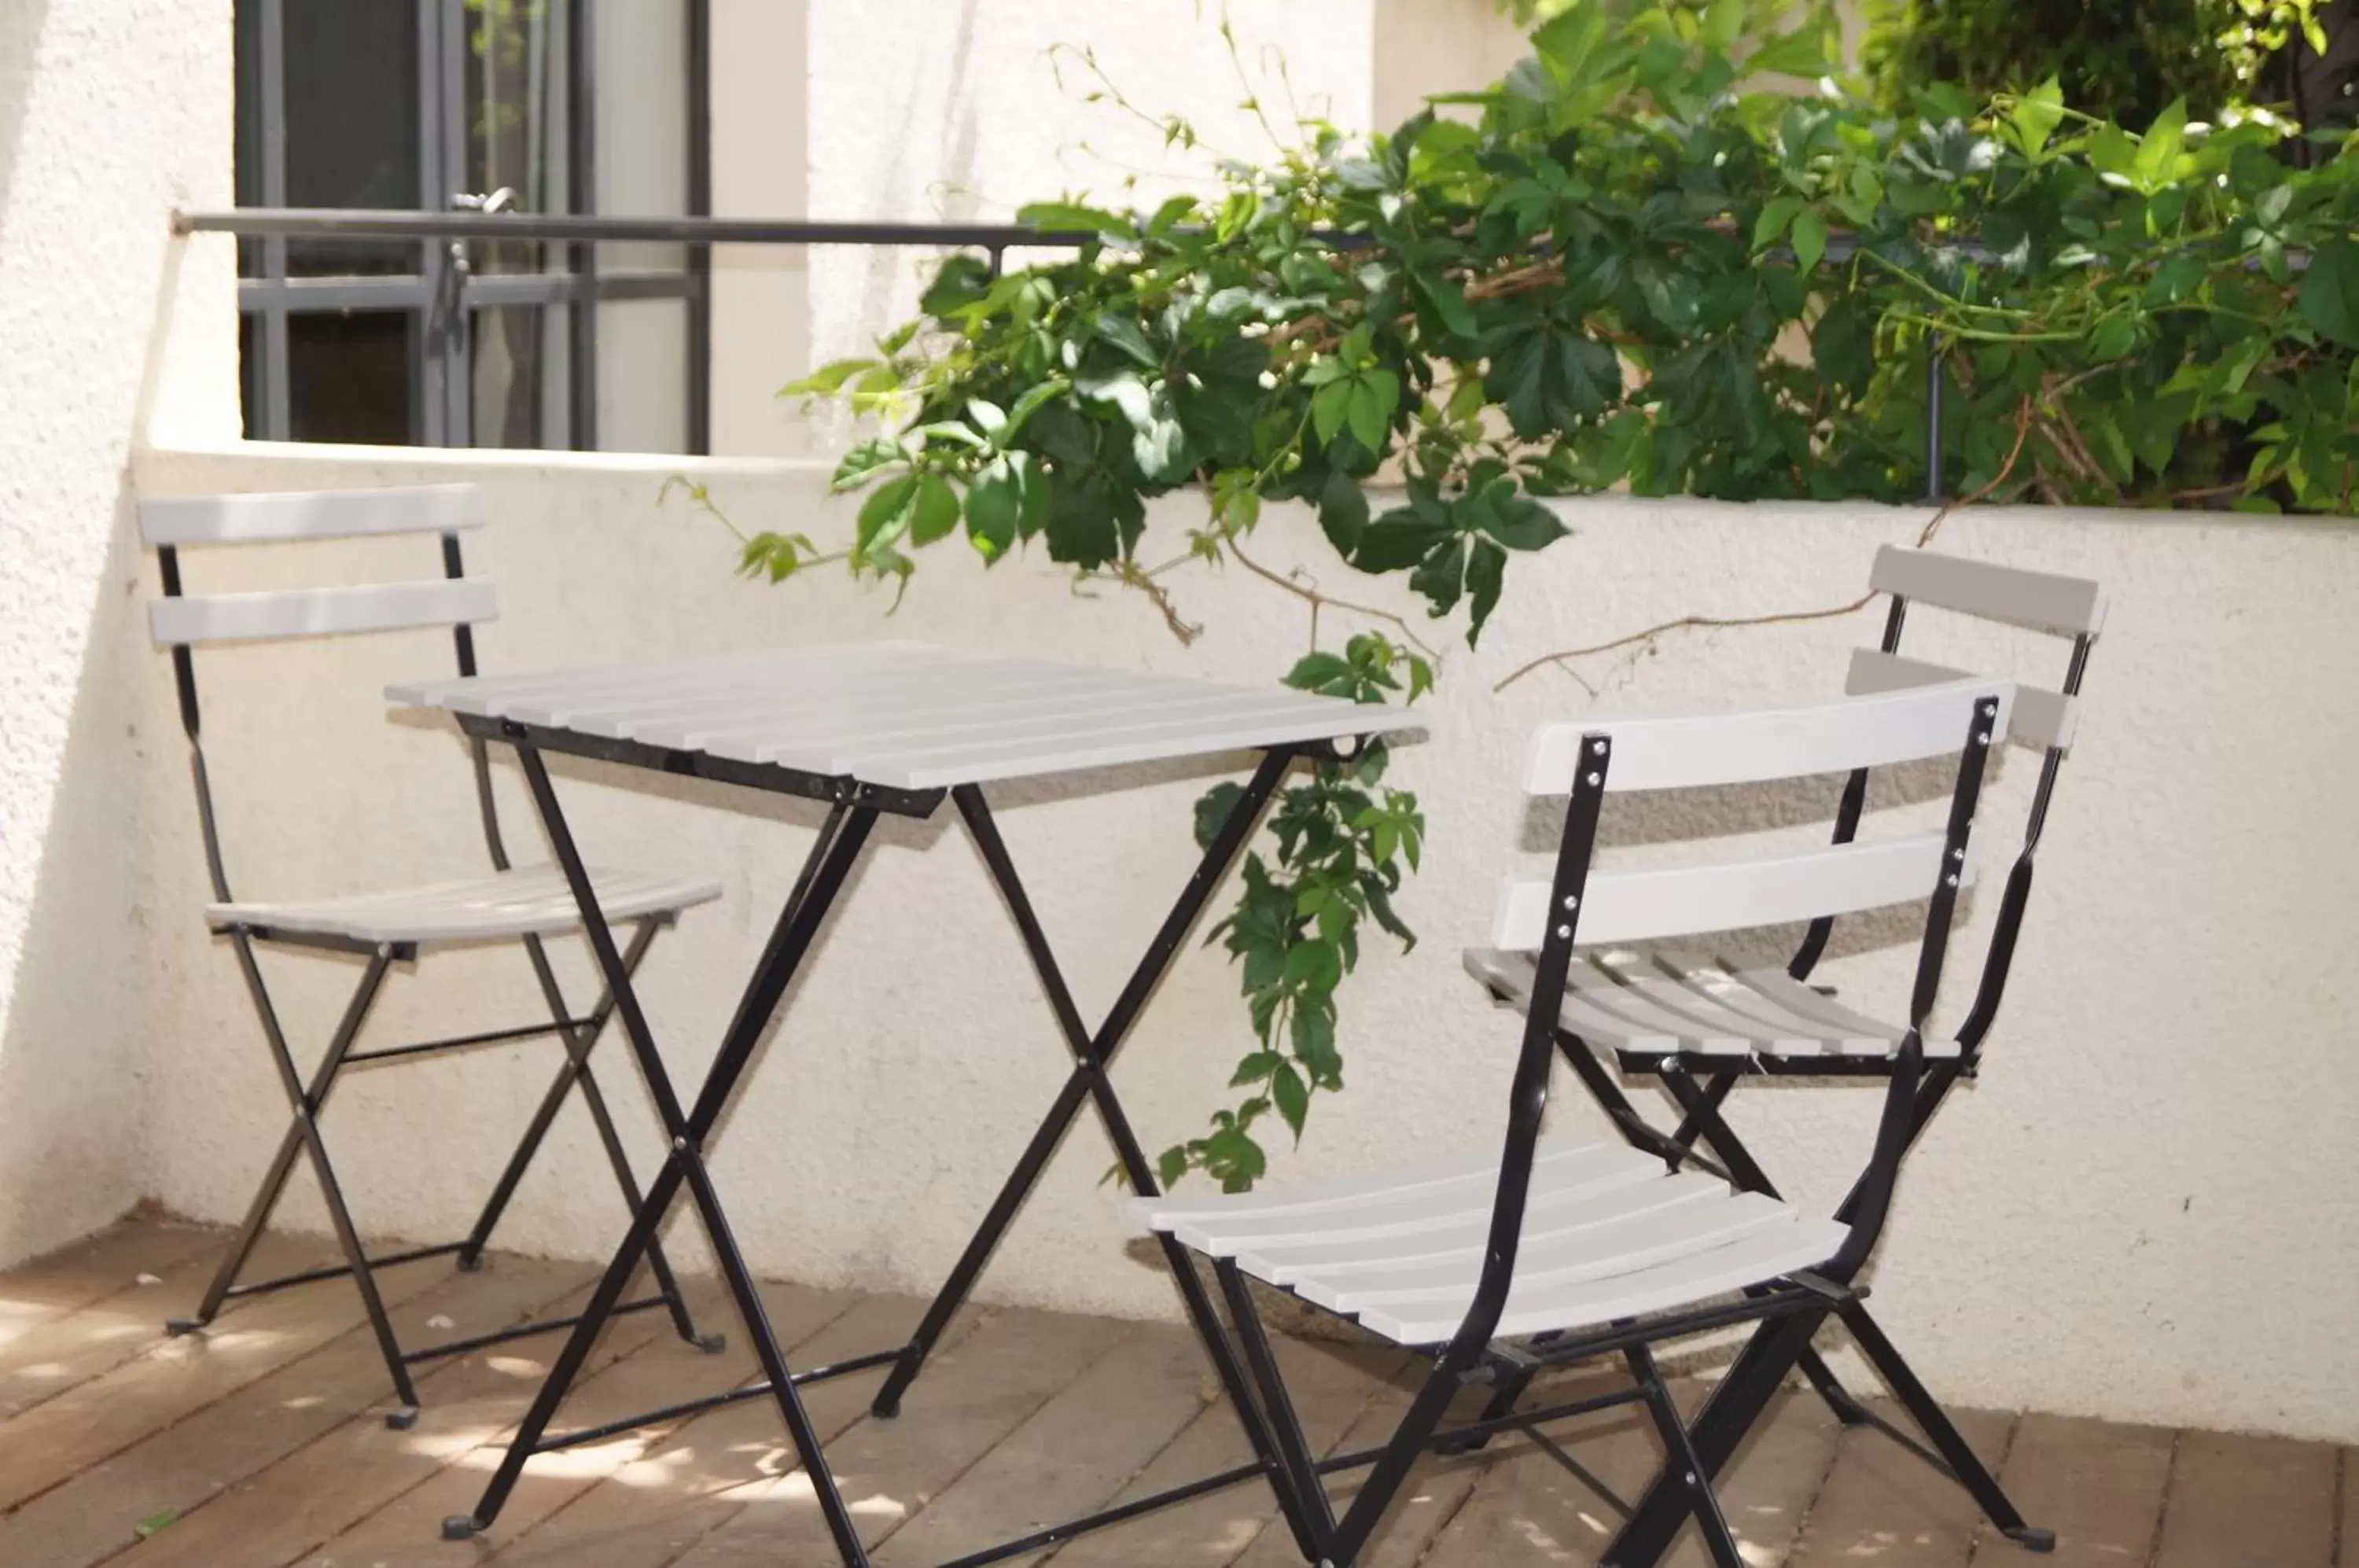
(730, 0, 2359, 1187)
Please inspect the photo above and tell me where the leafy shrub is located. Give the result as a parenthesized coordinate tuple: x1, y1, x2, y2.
(767, 0, 2359, 1186)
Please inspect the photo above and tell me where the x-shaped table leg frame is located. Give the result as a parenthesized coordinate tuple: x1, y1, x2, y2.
(868, 753, 1331, 1562)
(451, 738, 885, 1559)
(454, 740, 1327, 1566)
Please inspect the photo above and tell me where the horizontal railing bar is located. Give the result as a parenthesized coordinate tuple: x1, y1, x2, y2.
(529, 1347, 903, 1455)
(222, 1239, 469, 1298)
(180, 208, 1103, 248)
(400, 1294, 668, 1363)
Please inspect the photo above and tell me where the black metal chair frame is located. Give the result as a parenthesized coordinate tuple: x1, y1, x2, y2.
(1469, 589, 2094, 1562)
(1183, 694, 2005, 1568)
(152, 529, 716, 1428)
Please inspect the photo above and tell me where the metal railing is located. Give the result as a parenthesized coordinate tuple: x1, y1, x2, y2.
(177, 204, 1960, 493)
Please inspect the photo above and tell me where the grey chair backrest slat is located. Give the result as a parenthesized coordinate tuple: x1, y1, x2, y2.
(138, 485, 497, 648)
(1868, 545, 2107, 638)
(1501, 679, 2012, 951)
(139, 484, 486, 546)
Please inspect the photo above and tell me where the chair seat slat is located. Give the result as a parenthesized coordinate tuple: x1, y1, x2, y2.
(207, 863, 720, 948)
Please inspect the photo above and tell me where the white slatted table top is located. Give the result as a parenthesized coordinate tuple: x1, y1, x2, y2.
(389, 642, 1424, 790)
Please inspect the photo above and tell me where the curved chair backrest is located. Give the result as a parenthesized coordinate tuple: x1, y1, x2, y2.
(138, 484, 502, 903)
(1446, 678, 2012, 1360)
(1501, 678, 2013, 957)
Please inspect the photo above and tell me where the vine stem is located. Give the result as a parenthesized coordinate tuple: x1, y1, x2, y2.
(1491, 397, 2035, 694)
(1225, 536, 1444, 661)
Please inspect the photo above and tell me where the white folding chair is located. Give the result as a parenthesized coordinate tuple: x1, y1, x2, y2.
(142, 484, 723, 1426)
(1136, 675, 2022, 1568)
(1467, 547, 2100, 1549)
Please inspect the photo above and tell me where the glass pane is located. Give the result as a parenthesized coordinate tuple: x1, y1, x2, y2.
(466, 0, 572, 282)
(469, 304, 571, 448)
(598, 298, 687, 453)
(288, 311, 418, 444)
(282, 0, 423, 276)
(595, 0, 687, 273)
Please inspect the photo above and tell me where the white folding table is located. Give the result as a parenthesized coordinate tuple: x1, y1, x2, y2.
(390, 642, 1422, 1566)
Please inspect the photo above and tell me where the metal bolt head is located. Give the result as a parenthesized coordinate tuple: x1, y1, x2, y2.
(1951, 847, 1966, 861)
(1945, 874, 1960, 887)
(1978, 730, 1993, 744)
(1585, 771, 1601, 785)
(1561, 894, 1579, 910)
(672, 1135, 689, 1152)
(1555, 924, 1573, 939)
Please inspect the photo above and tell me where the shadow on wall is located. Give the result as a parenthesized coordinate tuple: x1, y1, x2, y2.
(0, 0, 50, 227)
(0, 486, 156, 1262)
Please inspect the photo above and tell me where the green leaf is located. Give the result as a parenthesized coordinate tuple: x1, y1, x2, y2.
(1230, 1051, 1283, 1088)
(1347, 371, 1398, 451)
(2299, 239, 2359, 350)
(1746, 24, 1830, 79)
(1271, 1062, 1310, 1139)
(1016, 200, 1137, 240)
(2133, 98, 2188, 192)
(964, 462, 1019, 561)
(2011, 79, 2065, 160)
(1753, 196, 1803, 252)
(1194, 781, 1247, 850)
(830, 436, 908, 494)
(1282, 938, 1341, 995)
(855, 473, 919, 562)
(134, 1510, 180, 1540)
(920, 253, 995, 318)
(999, 377, 1071, 442)
(1790, 209, 1827, 275)
(1156, 1146, 1188, 1190)
(1466, 538, 1506, 645)
(1317, 468, 1370, 554)
(782, 357, 881, 400)
(910, 474, 960, 547)
(1311, 379, 1353, 445)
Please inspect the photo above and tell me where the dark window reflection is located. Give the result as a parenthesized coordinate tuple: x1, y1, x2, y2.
(288, 312, 417, 444)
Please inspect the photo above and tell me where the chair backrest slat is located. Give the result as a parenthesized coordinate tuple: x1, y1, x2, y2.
(1868, 544, 2106, 637)
(1846, 648, 2077, 751)
(1492, 827, 1976, 950)
(148, 580, 499, 646)
(1523, 679, 2011, 795)
(138, 484, 486, 546)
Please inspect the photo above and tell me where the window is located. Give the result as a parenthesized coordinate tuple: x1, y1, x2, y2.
(234, 0, 711, 451)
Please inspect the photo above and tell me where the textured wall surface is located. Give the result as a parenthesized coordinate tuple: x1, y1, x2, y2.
(130, 444, 2359, 1444)
(0, 1, 234, 1264)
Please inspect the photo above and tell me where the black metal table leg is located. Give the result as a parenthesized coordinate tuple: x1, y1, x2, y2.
(447, 742, 878, 1566)
(867, 757, 1332, 1559)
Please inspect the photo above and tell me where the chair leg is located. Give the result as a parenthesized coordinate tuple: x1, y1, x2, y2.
(171, 944, 421, 1423)
(1215, 1261, 1337, 1554)
(1322, 1356, 1470, 1567)
(458, 922, 719, 1353)
(1838, 1303, 2055, 1552)
(1625, 1341, 1745, 1568)
(1605, 1306, 1829, 1568)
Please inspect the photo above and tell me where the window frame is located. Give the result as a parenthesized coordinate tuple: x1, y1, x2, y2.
(234, 0, 712, 452)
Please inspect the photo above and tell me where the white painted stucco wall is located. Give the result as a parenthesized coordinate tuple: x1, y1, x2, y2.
(125, 442, 2359, 1445)
(0, 0, 236, 1265)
